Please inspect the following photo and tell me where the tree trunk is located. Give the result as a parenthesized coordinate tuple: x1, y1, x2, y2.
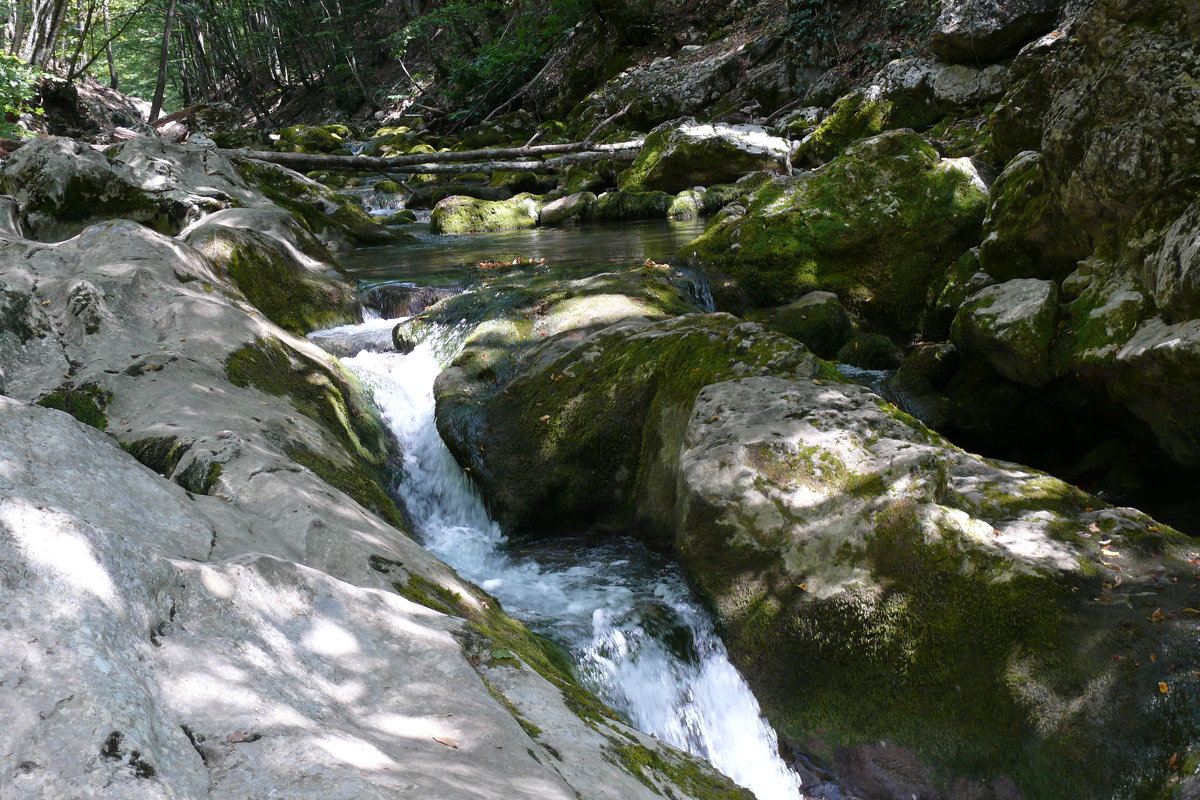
(148, 0, 177, 122)
(220, 144, 642, 175)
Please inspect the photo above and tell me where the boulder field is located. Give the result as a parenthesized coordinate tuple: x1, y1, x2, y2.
(0, 138, 747, 800)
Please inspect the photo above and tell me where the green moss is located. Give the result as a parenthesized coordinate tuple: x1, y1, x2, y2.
(122, 435, 189, 477)
(191, 227, 358, 335)
(679, 130, 987, 336)
(287, 444, 406, 528)
(605, 740, 754, 799)
(793, 89, 893, 165)
(591, 190, 672, 222)
(275, 124, 353, 154)
(430, 194, 540, 234)
(36, 383, 111, 431)
(234, 159, 398, 247)
(224, 337, 387, 462)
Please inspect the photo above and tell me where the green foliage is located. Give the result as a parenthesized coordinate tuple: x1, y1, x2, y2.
(392, 0, 587, 126)
(0, 54, 42, 138)
(786, 0, 837, 47)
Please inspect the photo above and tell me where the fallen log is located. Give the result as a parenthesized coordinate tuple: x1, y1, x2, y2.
(218, 138, 643, 173)
(375, 147, 640, 176)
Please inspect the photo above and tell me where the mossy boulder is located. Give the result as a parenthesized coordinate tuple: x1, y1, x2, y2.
(539, 191, 596, 227)
(404, 260, 700, 360)
(679, 130, 989, 337)
(791, 89, 893, 166)
(617, 118, 788, 194)
(210, 128, 269, 150)
(672, 374, 1200, 800)
(1143, 200, 1200, 323)
(977, 151, 1086, 281)
(274, 124, 354, 154)
(752, 291, 852, 360)
(182, 207, 360, 335)
(836, 332, 903, 370)
(379, 208, 417, 226)
(429, 194, 541, 234)
(233, 158, 401, 249)
(591, 190, 672, 222)
(951, 278, 1059, 387)
(434, 313, 822, 533)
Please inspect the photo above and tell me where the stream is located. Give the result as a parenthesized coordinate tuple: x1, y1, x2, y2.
(319, 220, 812, 799)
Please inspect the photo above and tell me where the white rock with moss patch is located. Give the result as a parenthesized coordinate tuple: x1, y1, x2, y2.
(951, 278, 1059, 386)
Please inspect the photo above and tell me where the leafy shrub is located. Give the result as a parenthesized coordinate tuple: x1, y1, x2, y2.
(0, 54, 42, 138)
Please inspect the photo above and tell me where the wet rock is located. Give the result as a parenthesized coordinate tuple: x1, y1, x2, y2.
(435, 313, 821, 534)
(362, 283, 458, 319)
(539, 191, 596, 226)
(181, 207, 360, 334)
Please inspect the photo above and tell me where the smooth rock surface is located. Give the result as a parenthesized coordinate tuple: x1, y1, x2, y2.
(951, 278, 1059, 386)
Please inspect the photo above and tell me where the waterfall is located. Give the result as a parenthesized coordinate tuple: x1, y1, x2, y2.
(324, 321, 804, 800)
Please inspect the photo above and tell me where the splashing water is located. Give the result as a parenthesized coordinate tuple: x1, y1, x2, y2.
(329, 322, 803, 800)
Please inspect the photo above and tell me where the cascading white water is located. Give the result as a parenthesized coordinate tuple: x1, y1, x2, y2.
(327, 320, 804, 800)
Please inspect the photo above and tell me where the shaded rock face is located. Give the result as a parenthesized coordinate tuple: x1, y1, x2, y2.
(974, 0, 1200, 462)
(362, 282, 459, 319)
(681, 130, 989, 337)
(617, 118, 789, 193)
(932, 0, 1064, 62)
(752, 290, 852, 360)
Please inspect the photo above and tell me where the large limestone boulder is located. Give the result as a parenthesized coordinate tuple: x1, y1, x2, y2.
(617, 119, 789, 194)
(430, 194, 541, 234)
(680, 130, 989, 336)
(0, 398, 740, 800)
(181, 208, 360, 334)
(435, 313, 823, 534)
(539, 191, 596, 226)
(976, 0, 1200, 461)
(0, 165, 745, 798)
(752, 290, 852, 360)
(976, 150, 1086, 281)
(951, 278, 1060, 386)
(430, 280, 1200, 797)
(673, 375, 1199, 799)
(0, 136, 395, 249)
(932, 0, 1064, 62)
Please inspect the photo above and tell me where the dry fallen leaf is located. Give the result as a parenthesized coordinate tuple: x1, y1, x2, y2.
(433, 735, 459, 749)
(1102, 548, 1121, 558)
(1151, 653, 1159, 662)
(1159, 682, 1170, 695)
(539, 415, 550, 422)
(1150, 608, 1166, 623)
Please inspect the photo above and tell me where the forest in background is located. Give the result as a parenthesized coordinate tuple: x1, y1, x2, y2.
(0, 0, 943, 138)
